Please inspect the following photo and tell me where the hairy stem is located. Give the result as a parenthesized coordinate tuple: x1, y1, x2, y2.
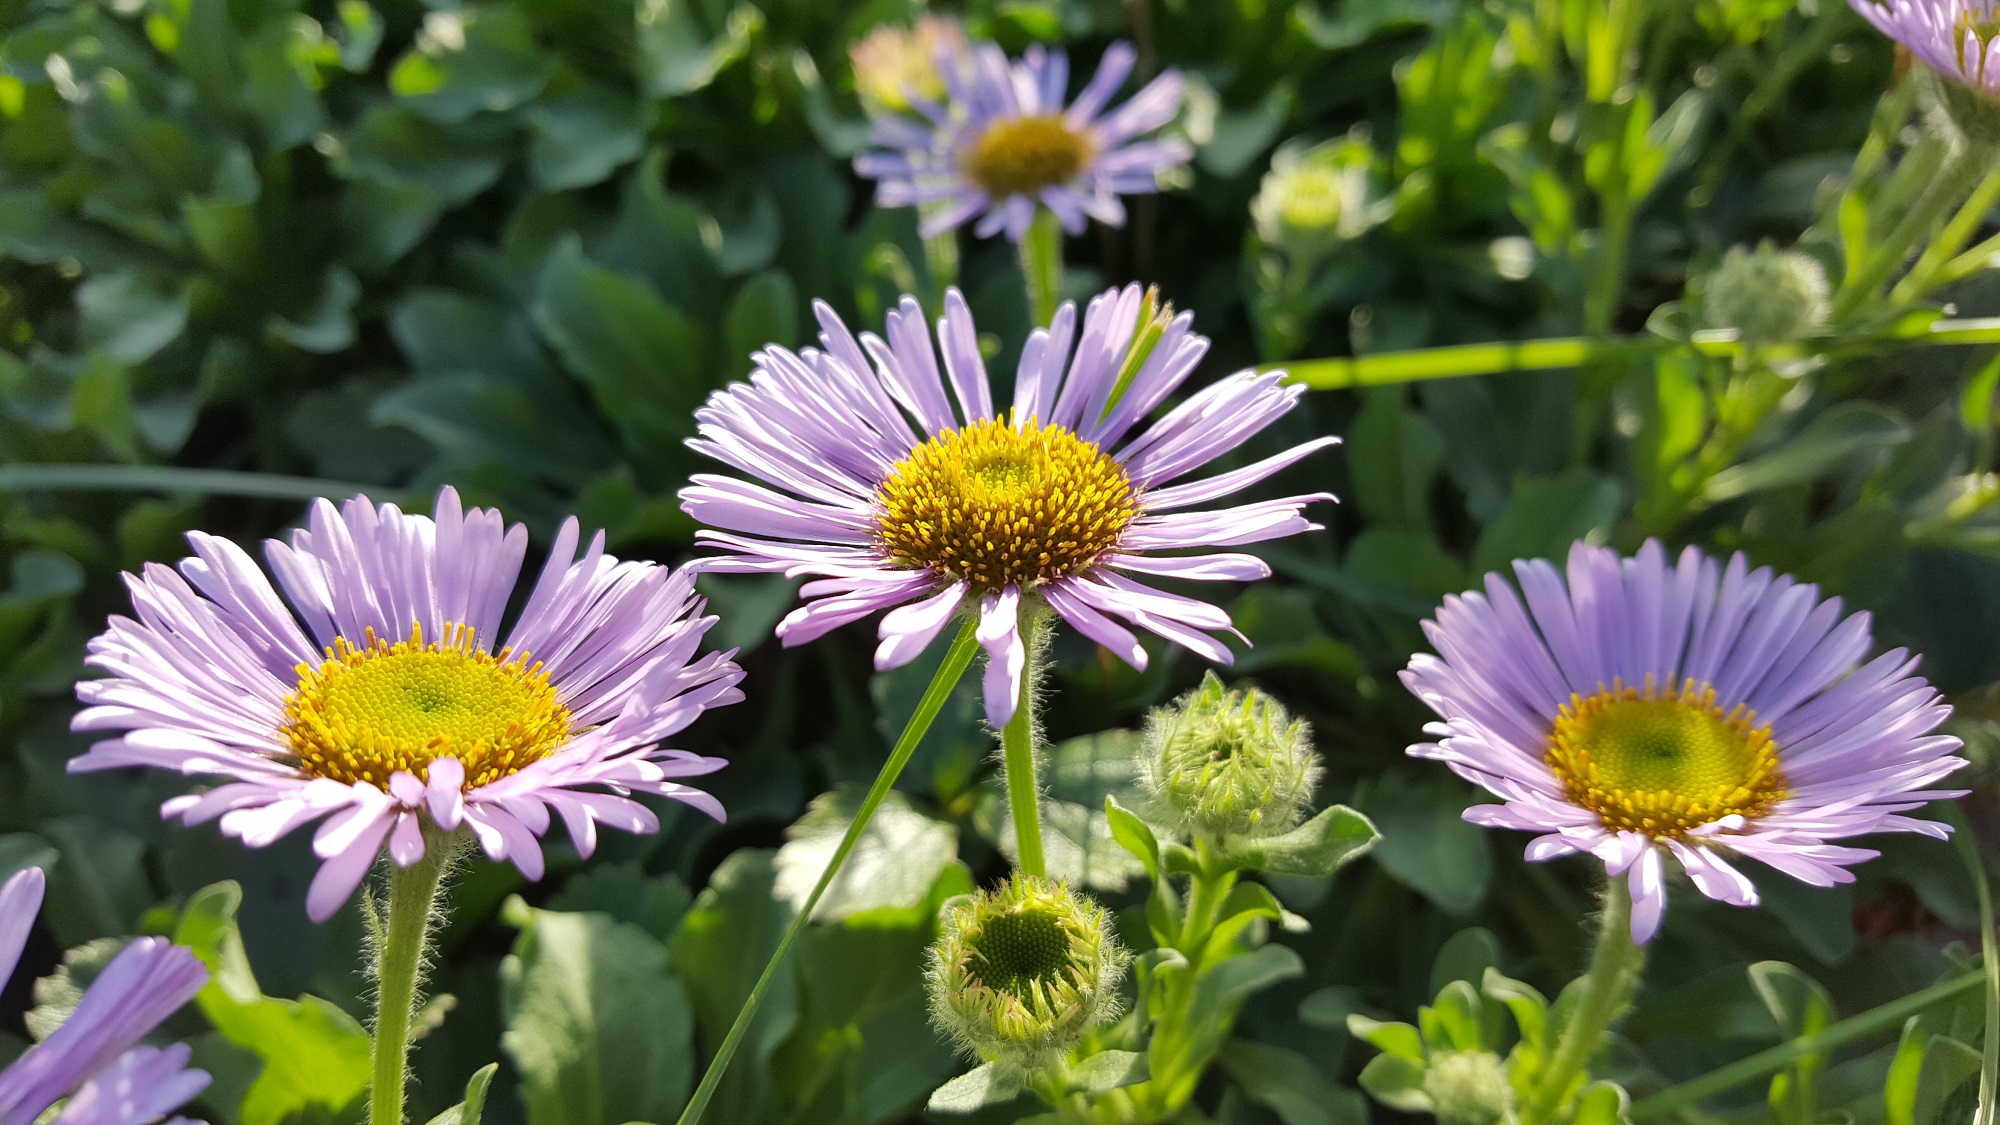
(1522, 875, 1644, 1125)
(1020, 208, 1064, 327)
(675, 620, 982, 1125)
(1002, 612, 1051, 878)
(369, 836, 456, 1125)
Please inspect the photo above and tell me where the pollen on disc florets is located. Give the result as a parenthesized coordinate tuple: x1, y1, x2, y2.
(1141, 671, 1321, 840)
(875, 416, 1137, 591)
(964, 115, 1096, 197)
(927, 874, 1128, 1069)
(283, 622, 571, 791)
(1545, 676, 1788, 839)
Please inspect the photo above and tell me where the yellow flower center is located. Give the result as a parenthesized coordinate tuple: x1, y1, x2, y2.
(283, 623, 571, 791)
(964, 115, 1095, 197)
(1958, 10, 2000, 74)
(875, 416, 1137, 590)
(1544, 679, 1788, 839)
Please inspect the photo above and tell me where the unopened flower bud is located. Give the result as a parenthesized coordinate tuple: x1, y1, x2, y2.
(850, 16, 965, 115)
(927, 875, 1128, 1069)
(1142, 672, 1321, 840)
(1424, 1050, 1514, 1125)
(1698, 242, 1829, 345)
(1250, 136, 1384, 260)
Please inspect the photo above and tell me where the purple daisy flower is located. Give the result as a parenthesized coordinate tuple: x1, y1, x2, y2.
(680, 284, 1336, 727)
(1851, 0, 2000, 93)
(1402, 540, 1968, 943)
(855, 39, 1191, 241)
(0, 867, 211, 1125)
(69, 489, 746, 922)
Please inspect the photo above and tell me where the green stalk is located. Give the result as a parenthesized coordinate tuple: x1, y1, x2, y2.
(1833, 147, 1982, 322)
(0, 463, 380, 500)
(1521, 876, 1645, 1125)
(369, 836, 457, 1125)
(676, 620, 981, 1125)
(1001, 689, 1046, 879)
(1629, 971, 1984, 1119)
(1175, 845, 1237, 958)
(1893, 166, 2000, 305)
(1020, 208, 1064, 326)
(1946, 803, 1998, 1125)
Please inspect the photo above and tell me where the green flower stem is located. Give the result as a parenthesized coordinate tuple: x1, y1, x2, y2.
(1832, 145, 1982, 322)
(1945, 803, 1998, 1125)
(1275, 317, 2000, 390)
(1020, 208, 1064, 327)
(918, 201, 961, 305)
(1629, 970, 1984, 1120)
(675, 619, 981, 1125)
(369, 837, 455, 1125)
(1893, 165, 2000, 305)
(1002, 682, 1047, 879)
(1176, 844, 1237, 957)
(0, 463, 383, 500)
(1521, 875, 1644, 1125)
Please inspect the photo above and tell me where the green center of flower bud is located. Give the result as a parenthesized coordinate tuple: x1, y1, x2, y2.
(964, 115, 1095, 197)
(1699, 242, 1829, 344)
(967, 907, 1074, 999)
(1425, 1051, 1515, 1125)
(1545, 679, 1787, 838)
(284, 623, 570, 790)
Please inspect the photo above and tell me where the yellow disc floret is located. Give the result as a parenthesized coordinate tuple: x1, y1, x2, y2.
(1545, 678, 1788, 838)
(964, 115, 1095, 197)
(875, 416, 1137, 590)
(283, 622, 571, 790)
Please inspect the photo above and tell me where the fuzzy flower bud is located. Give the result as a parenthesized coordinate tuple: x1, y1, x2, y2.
(1250, 136, 1385, 260)
(850, 16, 965, 115)
(927, 875, 1128, 1070)
(1424, 1051, 1515, 1125)
(1142, 672, 1321, 840)
(1698, 242, 1829, 346)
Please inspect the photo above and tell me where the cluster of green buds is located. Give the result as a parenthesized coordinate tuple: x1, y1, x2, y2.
(926, 874, 1129, 1070)
(1140, 671, 1322, 842)
(849, 16, 965, 116)
(1696, 241, 1829, 347)
(1250, 134, 1391, 262)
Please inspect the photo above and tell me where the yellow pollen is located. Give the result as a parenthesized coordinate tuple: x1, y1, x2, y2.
(1544, 677, 1788, 839)
(283, 622, 571, 791)
(964, 115, 1095, 197)
(875, 416, 1137, 591)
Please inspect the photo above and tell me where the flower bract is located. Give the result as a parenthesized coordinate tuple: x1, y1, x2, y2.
(679, 285, 1336, 726)
(70, 488, 746, 921)
(855, 39, 1191, 241)
(0, 867, 210, 1125)
(1401, 540, 1967, 942)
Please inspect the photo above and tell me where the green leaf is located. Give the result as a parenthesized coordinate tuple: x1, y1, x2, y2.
(528, 88, 647, 192)
(78, 271, 188, 364)
(1347, 387, 1444, 532)
(500, 898, 696, 1125)
(724, 269, 799, 377)
(669, 851, 799, 1125)
(1912, 1035, 1982, 1125)
(1069, 1050, 1150, 1093)
(927, 1062, 1026, 1114)
(0, 834, 58, 887)
(1346, 1015, 1425, 1063)
(772, 788, 957, 923)
(1705, 403, 1913, 501)
(1750, 961, 1834, 1125)
(1105, 795, 1161, 882)
(268, 268, 360, 354)
(1356, 1053, 1433, 1113)
(422, 1063, 498, 1125)
(1355, 774, 1492, 914)
(1482, 968, 1550, 1053)
(389, 7, 549, 122)
(545, 863, 691, 943)
(1571, 1080, 1634, 1125)
(1472, 470, 1622, 573)
(174, 882, 370, 1125)
(637, 0, 761, 97)
(1430, 928, 1503, 996)
(1218, 805, 1379, 877)
(1221, 1040, 1366, 1125)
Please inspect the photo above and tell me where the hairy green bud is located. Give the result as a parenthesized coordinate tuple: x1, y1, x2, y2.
(927, 875, 1128, 1069)
(1423, 1050, 1514, 1125)
(1250, 136, 1385, 260)
(1698, 242, 1829, 346)
(1142, 671, 1321, 840)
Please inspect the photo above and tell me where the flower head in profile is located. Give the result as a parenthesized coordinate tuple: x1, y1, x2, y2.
(1851, 0, 2000, 96)
(71, 488, 746, 922)
(680, 284, 1335, 727)
(0, 867, 211, 1125)
(851, 16, 967, 115)
(1402, 540, 1967, 942)
(856, 40, 1190, 241)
